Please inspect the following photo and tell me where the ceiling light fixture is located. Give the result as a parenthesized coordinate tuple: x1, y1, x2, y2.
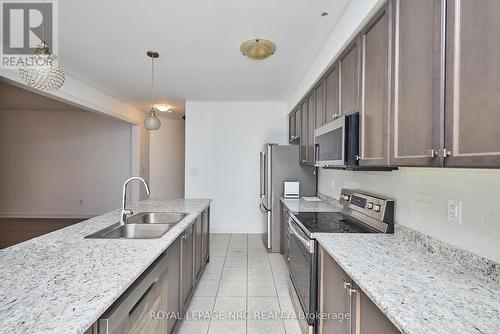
(240, 39, 276, 60)
(153, 104, 172, 113)
(19, 0, 65, 91)
(144, 51, 161, 131)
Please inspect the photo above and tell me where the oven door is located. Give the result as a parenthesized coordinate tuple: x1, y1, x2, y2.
(314, 116, 346, 167)
(288, 218, 317, 329)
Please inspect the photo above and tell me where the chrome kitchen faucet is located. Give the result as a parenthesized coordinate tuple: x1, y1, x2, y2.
(120, 177, 151, 224)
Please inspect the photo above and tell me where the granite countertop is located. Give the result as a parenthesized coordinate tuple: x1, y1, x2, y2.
(315, 232, 500, 334)
(280, 196, 337, 213)
(0, 198, 211, 334)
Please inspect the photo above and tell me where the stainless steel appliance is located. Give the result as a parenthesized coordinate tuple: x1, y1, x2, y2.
(288, 189, 394, 334)
(259, 144, 315, 252)
(97, 253, 168, 333)
(314, 113, 359, 168)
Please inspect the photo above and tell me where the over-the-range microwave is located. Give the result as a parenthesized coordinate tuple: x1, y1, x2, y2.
(314, 112, 359, 168)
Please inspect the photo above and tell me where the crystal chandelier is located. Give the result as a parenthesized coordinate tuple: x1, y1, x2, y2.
(144, 51, 161, 130)
(19, 1, 65, 91)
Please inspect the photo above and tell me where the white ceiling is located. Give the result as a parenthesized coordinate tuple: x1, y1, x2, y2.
(58, 0, 350, 113)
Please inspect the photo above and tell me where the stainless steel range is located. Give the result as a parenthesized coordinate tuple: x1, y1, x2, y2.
(287, 188, 394, 334)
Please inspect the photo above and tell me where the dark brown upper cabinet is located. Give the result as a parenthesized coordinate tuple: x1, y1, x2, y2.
(314, 80, 325, 129)
(359, 3, 392, 167)
(300, 101, 308, 164)
(298, 94, 315, 166)
(288, 107, 300, 143)
(307, 93, 316, 162)
(391, 0, 445, 167)
(444, 0, 500, 167)
(288, 110, 296, 143)
(339, 40, 360, 116)
(324, 64, 340, 124)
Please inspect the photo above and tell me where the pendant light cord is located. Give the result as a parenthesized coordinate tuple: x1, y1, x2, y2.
(151, 57, 154, 108)
(41, 0, 45, 44)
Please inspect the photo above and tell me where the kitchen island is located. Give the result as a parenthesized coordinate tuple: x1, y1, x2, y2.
(0, 198, 211, 334)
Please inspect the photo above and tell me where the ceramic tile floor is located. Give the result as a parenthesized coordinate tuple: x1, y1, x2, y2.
(177, 233, 302, 334)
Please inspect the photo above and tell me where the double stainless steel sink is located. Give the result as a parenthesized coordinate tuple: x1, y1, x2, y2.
(85, 212, 188, 239)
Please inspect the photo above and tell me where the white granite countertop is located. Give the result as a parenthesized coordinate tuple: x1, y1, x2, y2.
(315, 232, 500, 334)
(0, 198, 211, 334)
(280, 196, 337, 213)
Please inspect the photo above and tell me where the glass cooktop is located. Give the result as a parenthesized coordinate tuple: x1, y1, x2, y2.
(293, 212, 378, 234)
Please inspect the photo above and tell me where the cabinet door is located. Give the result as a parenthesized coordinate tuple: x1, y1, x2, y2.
(166, 237, 181, 333)
(318, 246, 354, 334)
(289, 111, 297, 142)
(307, 93, 315, 163)
(444, 0, 500, 167)
(359, 4, 392, 167)
(314, 80, 325, 129)
(201, 208, 209, 264)
(121, 265, 168, 334)
(194, 216, 203, 281)
(295, 106, 302, 140)
(324, 64, 340, 123)
(339, 41, 360, 116)
(300, 101, 308, 165)
(181, 225, 194, 313)
(280, 204, 289, 261)
(391, 0, 445, 167)
(357, 290, 401, 334)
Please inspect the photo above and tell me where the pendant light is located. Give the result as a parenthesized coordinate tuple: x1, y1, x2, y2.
(19, 0, 65, 91)
(144, 51, 161, 130)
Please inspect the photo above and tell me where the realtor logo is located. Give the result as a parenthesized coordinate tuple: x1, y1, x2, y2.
(1, 0, 58, 68)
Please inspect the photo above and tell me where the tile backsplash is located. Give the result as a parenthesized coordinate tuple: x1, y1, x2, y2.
(318, 167, 500, 263)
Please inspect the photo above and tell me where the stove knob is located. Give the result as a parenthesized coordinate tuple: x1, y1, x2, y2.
(366, 202, 374, 209)
(373, 204, 381, 212)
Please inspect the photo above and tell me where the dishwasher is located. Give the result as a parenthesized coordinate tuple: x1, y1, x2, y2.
(97, 253, 169, 334)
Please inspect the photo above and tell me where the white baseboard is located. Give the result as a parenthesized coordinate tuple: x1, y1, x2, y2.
(0, 213, 96, 219)
(210, 228, 265, 234)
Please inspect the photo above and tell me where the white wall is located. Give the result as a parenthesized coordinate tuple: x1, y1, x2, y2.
(150, 117, 185, 199)
(0, 109, 132, 218)
(185, 101, 287, 233)
(1, 72, 151, 203)
(287, 0, 385, 110)
(318, 168, 500, 263)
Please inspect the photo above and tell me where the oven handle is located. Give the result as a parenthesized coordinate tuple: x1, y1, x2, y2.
(288, 218, 311, 251)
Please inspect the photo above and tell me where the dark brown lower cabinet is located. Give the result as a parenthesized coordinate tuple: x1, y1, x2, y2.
(166, 236, 181, 333)
(194, 216, 203, 282)
(201, 208, 210, 264)
(280, 204, 290, 262)
(181, 224, 194, 313)
(318, 245, 401, 334)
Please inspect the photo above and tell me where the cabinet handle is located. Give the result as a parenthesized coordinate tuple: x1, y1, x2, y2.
(437, 148, 452, 158)
(354, 155, 361, 161)
(347, 287, 357, 296)
(332, 113, 341, 119)
(343, 280, 352, 289)
(182, 234, 188, 240)
(426, 149, 438, 158)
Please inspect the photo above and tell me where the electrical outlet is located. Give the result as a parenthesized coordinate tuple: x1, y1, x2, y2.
(447, 199, 462, 224)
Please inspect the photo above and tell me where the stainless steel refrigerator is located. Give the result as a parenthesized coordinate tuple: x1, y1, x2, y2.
(259, 144, 316, 252)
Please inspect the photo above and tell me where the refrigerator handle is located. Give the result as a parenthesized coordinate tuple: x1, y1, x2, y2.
(259, 152, 265, 198)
